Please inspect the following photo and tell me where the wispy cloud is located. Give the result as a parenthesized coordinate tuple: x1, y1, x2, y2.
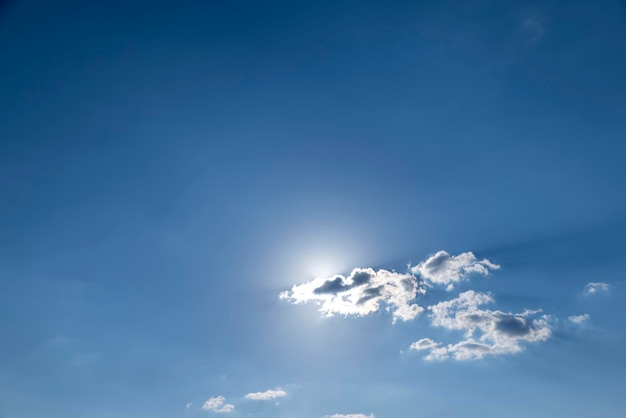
(520, 15, 545, 45)
(412, 290, 551, 361)
(280, 267, 425, 322)
(568, 314, 590, 324)
(244, 387, 287, 401)
(326, 414, 374, 418)
(43, 335, 73, 348)
(584, 282, 610, 296)
(202, 396, 234, 413)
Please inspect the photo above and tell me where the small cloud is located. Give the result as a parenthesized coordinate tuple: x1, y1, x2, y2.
(326, 414, 375, 418)
(409, 338, 439, 351)
(410, 251, 499, 286)
(244, 388, 287, 401)
(218, 404, 234, 413)
(584, 282, 610, 296)
(568, 314, 590, 324)
(202, 396, 234, 413)
(185, 402, 193, 409)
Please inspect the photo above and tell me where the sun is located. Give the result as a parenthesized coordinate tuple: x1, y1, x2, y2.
(306, 257, 342, 278)
(286, 242, 353, 281)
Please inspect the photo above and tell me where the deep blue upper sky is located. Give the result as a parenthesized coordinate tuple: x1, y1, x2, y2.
(1, 1, 626, 417)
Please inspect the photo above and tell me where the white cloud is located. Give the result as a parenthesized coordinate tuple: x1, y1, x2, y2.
(280, 267, 425, 323)
(202, 396, 234, 413)
(217, 404, 234, 413)
(410, 251, 499, 287)
(185, 402, 193, 409)
(568, 314, 590, 324)
(283, 250, 561, 362)
(326, 414, 374, 418)
(412, 290, 551, 361)
(245, 388, 287, 401)
(409, 338, 439, 351)
(584, 282, 610, 296)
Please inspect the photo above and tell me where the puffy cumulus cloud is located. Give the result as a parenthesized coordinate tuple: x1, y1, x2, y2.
(409, 338, 439, 351)
(202, 396, 234, 413)
(326, 414, 374, 418)
(411, 290, 551, 361)
(245, 388, 287, 401)
(410, 251, 499, 288)
(568, 314, 590, 324)
(584, 282, 610, 295)
(280, 267, 425, 323)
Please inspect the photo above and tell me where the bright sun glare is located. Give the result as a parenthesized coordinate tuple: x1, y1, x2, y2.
(306, 259, 340, 278)
(300, 247, 352, 279)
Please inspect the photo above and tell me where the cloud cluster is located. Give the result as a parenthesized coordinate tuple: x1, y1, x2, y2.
(411, 291, 551, 360)
(280, 250, 582, 362)
(202, 396, 234, 413)
(280, 251, 501, 323)
(411, 251, 499, 288)
(280, 267, 425, 322)
(245, 388, 287, 401)
(197, 387, 289, 413)
(584, 282, 610, 295)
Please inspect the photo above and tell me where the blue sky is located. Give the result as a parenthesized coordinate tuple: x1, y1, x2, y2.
(1, 0, 626, 417)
